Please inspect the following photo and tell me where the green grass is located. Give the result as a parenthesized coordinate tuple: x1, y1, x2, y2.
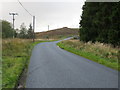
(57, 40, 119, 71)
(2, 39, 48, 88)
(0, 57, 1, 90)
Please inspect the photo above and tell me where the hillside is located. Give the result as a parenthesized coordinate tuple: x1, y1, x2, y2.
(35, 27, 79, 39)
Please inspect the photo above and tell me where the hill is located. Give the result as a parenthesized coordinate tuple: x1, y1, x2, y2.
(35, 27, 79, 39)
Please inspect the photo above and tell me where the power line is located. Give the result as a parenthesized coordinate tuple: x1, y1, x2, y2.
(18, 0, 33, 16)
(17, 0, 35, 42)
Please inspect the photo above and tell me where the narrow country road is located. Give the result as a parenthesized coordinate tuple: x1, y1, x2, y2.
(26, 38, 118, 88)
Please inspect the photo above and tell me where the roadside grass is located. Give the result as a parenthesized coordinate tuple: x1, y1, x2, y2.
(0, 58, 1, 90)
(57, 40, 120, 71)
(2, 39, 48, 88)
(0, 39, 1, 90)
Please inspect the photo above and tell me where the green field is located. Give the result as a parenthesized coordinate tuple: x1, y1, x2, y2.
(57, 40, 120, 71)
(2, 39, 48, 88)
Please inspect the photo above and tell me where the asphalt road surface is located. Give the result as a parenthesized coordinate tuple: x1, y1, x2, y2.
(26, 38, 118, 88)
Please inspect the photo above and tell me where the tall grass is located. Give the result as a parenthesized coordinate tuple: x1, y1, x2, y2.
(2, 39, 32, 88)
(57, 40, 120, 70)
(2, 39, 53, 88)
(0, 39, 1, 90)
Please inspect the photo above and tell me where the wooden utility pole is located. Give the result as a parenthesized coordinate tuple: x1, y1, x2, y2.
(33, 16, 35, 42)
(9, 12, 18, 39)
(48, 25, 49, 31)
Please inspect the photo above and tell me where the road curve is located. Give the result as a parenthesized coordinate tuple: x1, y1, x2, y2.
(26, 38, 118, 88)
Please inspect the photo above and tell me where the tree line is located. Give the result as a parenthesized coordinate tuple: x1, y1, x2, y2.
(2, 20, 33, 39)
(79, 2, 120, 46)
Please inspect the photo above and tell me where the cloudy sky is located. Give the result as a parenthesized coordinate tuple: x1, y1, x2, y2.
(1, 0, 85, 32)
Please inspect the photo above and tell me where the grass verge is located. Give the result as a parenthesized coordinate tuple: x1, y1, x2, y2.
(57, 40, 120, 71)
(2, 39, 48, 88)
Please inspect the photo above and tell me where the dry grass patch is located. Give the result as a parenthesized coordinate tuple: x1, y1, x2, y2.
(57, 40, 120, 70)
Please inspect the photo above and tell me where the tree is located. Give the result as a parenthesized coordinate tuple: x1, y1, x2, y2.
(80, 2, 99, 42)
(2, 20, 13, 38)
(27, 24, 33, 39)
(14, 29, 19, 38)
(79, 2, 120, 46)
(19, 23, 27, 38)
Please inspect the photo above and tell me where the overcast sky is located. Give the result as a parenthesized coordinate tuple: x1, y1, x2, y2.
(1, 0, 85, 32)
